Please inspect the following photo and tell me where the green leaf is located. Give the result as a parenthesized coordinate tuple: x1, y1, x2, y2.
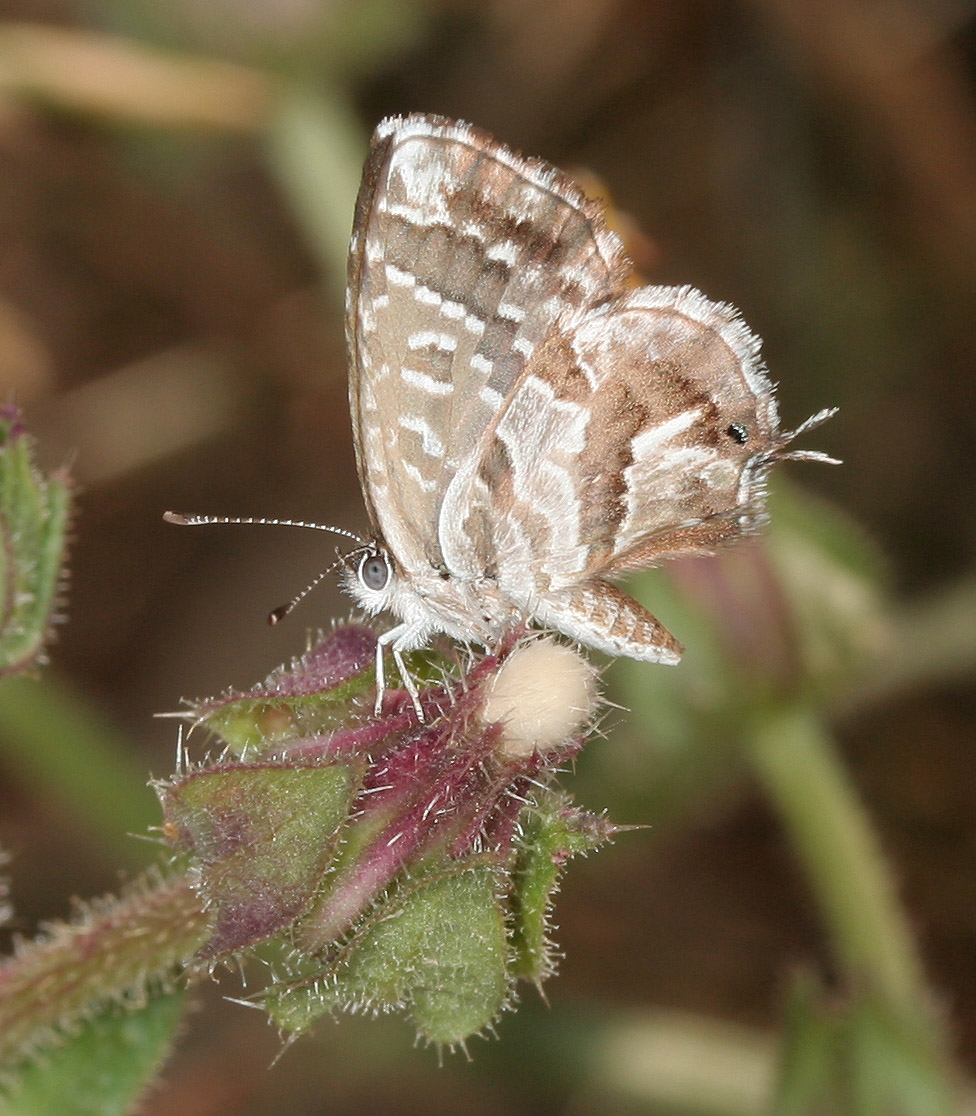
(190, 625, 379, 756)
(510, 791, 618, 982)
(265, 86, 364, 291)
(597, 479, 886, 829)
(268, 859, 509, 1046)
(777, 973, 846, 1115)
(2, 989, 186, 1116)
(162, 761, 364, 957)
(765, 479, 888, 696)
(0, 405, 72, 677)
(0, 673, 158, 867)
(842, 995, 955, 1116)
(198, 688, 367, 756)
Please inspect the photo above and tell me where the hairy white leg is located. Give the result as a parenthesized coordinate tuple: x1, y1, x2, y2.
(393, 643, 422, 720)
(373, 634, 388, 716)
(375, 623, 426, 720)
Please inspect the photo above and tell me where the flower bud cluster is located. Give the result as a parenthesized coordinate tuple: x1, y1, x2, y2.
(159, 625, 612, 1045)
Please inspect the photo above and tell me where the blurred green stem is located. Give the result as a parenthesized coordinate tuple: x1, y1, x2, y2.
(265, 85, 365, 293)
(0, 674, 156, 868)
(747, 705, 927, 1019)
(842, 568, 976, 713)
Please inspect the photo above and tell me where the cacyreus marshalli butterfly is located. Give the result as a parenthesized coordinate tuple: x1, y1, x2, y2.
(168, 113, 837, 719)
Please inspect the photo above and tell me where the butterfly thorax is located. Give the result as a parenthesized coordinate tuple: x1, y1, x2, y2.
(342, 542, 522, 653)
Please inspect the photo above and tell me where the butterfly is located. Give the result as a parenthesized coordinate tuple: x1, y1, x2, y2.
(169, 114, 836, 719)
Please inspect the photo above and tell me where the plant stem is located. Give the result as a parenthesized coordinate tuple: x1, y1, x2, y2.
(746, 705, 928, 1020)
(0, 674, 157, 868)
(0, 871, 208, 1068)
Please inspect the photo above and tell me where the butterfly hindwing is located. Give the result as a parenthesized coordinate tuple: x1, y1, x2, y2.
(443, 285, 784, 604)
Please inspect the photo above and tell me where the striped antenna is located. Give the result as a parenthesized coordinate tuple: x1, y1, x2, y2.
(163, 511, 367, 623)
(163, 511, 365, 546)
(267, 551, 362, 625)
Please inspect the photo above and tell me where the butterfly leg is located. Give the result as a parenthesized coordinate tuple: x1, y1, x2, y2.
(533, 581, 684, 664)
(375, 623, 426, 720)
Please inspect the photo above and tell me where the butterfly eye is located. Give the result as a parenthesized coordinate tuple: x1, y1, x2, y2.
(727, 422, 749, 444)
(359, 552, 391, 591)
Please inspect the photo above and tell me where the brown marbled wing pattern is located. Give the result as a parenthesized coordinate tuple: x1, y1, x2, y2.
(579, 286, 784, 575)
(346, 114, 631, 579)
(437, 285, 803, 663)
(454, 286, 779, 595)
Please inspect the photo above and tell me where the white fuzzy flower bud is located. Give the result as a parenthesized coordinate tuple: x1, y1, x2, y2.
(480, 639, 599, 759)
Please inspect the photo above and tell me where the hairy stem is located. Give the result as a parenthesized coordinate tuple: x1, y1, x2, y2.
(0, 871, 208, 1068)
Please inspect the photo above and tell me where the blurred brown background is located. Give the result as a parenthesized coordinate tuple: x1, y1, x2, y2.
(1, 0, 975, 1113)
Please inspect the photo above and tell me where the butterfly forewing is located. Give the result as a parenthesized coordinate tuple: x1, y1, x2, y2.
(346, 115, 630, 578)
